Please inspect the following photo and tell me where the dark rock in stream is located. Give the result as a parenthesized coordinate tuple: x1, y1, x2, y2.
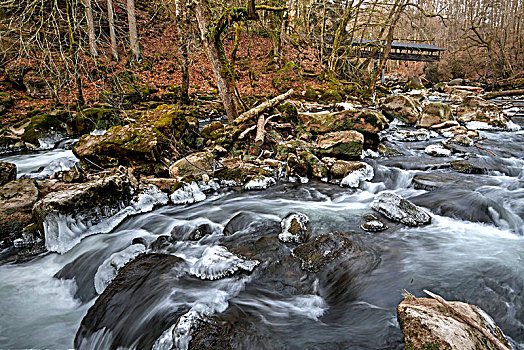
(278, 213, 311, 244)
(75, 253, 187, 350)
(291, 232, 353, 272)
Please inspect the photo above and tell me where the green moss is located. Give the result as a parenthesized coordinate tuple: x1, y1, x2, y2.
(304, 85, 318, 101)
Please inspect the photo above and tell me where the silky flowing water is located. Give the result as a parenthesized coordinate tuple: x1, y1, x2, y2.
(0, 114, 523, 349)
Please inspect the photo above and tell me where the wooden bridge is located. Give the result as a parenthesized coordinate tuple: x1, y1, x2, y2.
(350, 39, 445, 62)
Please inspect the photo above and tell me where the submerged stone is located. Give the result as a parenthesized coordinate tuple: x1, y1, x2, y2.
(292, 232, 352, 272)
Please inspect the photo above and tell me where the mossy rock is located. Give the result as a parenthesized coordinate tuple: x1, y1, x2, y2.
(73, 107, 118, 134)
(304, 85, 319, 101)
(417, 102, 453, 128)
(73, 124, 170, 175)
(201, 121, 225, 140)
(299, 109, 388, 134)
(21, 111, 69, 144)
(277, 102, 298, 124)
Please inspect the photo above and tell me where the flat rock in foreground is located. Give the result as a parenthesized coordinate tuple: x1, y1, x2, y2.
(398, 297, 510, 350)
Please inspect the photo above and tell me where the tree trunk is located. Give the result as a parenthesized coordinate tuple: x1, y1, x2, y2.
(107, 0, 118, 60)
(193, 0, 240, 122)
(127, 0, 140, 60)
(85, 0, 98, 57)
(180, 39, 190, 104)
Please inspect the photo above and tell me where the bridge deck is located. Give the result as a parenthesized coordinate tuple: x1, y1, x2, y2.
(338, 39, 445, 62)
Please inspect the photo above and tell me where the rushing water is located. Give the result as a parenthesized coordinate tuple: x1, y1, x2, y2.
(0, 109, 523, 349)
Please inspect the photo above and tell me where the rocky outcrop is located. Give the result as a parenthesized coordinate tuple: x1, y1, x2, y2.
(299, 109, 388, 134)
(398, 296, 510, 350)
(32, 168, 140, 253)
(456, 96, 508, 128)
(291, 232, 352, 272)
(371, 192, 431, 226)
(279, 213, 311, 244)
(0, 161, 17, 186)
(317, 130, 364, 158)
(417, 102, 453, 128)
(380, 95, 421, 124)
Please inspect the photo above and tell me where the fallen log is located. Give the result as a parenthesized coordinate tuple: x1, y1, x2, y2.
(423, 289, 509, 350)
(255, 115, 265, 146)
(238, 124, 257, 140)
(233, 89, 294, 125)
(481, 89, 524, 100)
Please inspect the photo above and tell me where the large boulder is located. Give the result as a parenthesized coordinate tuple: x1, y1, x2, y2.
(380, 95, 421, 124)
(32, 168, 138, 253)
(0, 161, 17, 186)
(371, 192, 431, 226)
(75, 254, 187, 350)
(0, 178, 39, 244)
(417, 102, 453, 128)
(456, 96, 508, 128)
(317, 130, 364, 158)
(398, 296, 510, 350)
(299, 109, 388, 134)
(73, 124, 170, 175)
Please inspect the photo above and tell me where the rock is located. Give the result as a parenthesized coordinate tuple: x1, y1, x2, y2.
(279, 213, 311, 244)
(0, 129, 26, 154)
(274, 139, 314, 160)
(447, 88, 475, 104)
(32, 168, 139, 253)
(340, 162, 374, 188)
(371, 192, 431, 226)
(450, 160, 487, 174)
(0, 161, 17, 186)
(73, 107, 117, 135)
(329, 160, 367, 178)
(424, 144, 452, 157)
(317, 130, 364, 158)
(447, 134, 474, 146)
(291, 232, 352, 272)
(169, 151, 214, 179)
(299, 109, 388, 134)
(286, 153, 309, 178)
(393, 129, 432, 142)
(139, 105, 198, 147)
(23, 71, 52, 98)
(380, 95, 421, 124)
(457, 96, 508, 128)
(0, 93, 13, 114)
(448, 78, 465, 86)
(170, 182, 206, 204)
(299, 151, 327, 178)
(243, 175, 276, 191)
(439, 125, 479, 139)
(223, 212, 259, 236)
(73, 124, 170, 175)
(0, 178, 39, 244)
(214, 157, 270, 184)
(360, 214, 388, 232)
(200, 121, 224, 140)
(397, 296, 510, 350)
(75, 254, 187, 350)
(417, 102, 453, 128)
(378, 143, 403, 157)
(21, 111, 69, 147)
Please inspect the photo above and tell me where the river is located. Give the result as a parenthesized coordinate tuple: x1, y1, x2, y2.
(0, 107, 523, 349)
